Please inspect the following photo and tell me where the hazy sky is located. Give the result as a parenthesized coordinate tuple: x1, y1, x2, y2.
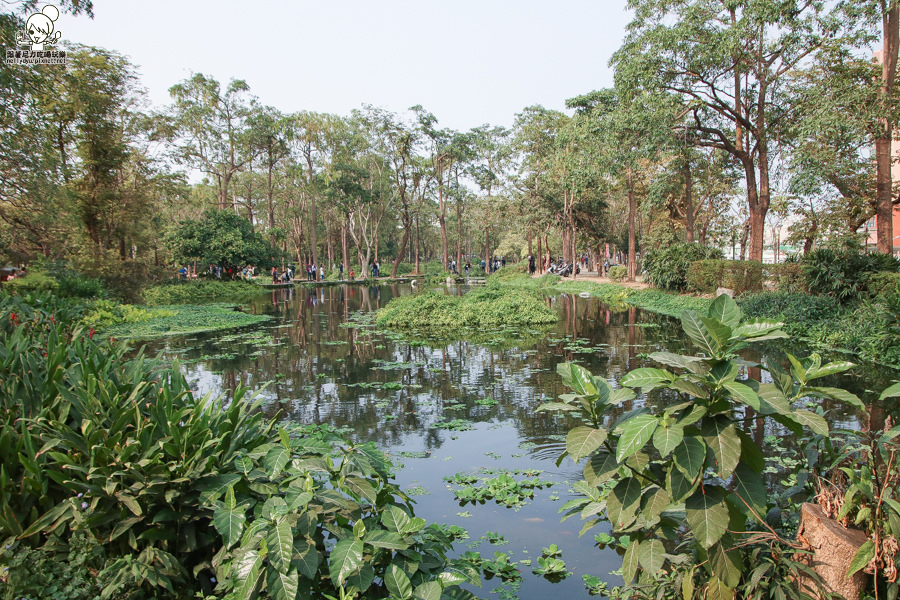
(57, 0, 633, 131)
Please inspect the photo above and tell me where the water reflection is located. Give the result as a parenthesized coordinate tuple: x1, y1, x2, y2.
(147, 283, 894, 600)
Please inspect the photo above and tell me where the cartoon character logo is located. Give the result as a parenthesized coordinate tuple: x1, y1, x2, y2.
(16, 5, 62, 51)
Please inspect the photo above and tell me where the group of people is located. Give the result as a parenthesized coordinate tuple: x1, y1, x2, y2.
(272, 265, 296, 283)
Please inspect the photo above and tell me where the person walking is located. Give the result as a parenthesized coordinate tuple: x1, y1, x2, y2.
(464, 261, 471, 277)
(271, 266, 277, 284)
(339, 262, 344, 279)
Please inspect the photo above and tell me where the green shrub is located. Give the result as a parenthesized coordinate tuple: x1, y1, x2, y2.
(2, 270, 59, 293)
(487, 262, 528, 283)
(376, 285, 557, 328)
(767, 263, 808, 293)
(802, 248, 900, 303)
(867, 271, 900, 307)
(642, 243, 723, 291)
(685, 260, 764, 295)
(0, 533, 106, 600)
(0, 291, 477, 599)
(608, 266, 627, 281)
(541, 294, 864, 599)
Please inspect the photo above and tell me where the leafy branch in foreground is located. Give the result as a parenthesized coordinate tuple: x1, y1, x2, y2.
(539, 293, 864, 599)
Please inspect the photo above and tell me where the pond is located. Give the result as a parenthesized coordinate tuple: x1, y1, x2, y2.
(146, 282, 884, 600)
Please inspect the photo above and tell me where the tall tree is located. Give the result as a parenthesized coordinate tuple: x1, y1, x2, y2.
(166, 74, 257, 211)
(614, 0, 858, 262)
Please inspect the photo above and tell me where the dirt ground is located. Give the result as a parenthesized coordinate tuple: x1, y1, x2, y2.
(534, 271, 651, 290)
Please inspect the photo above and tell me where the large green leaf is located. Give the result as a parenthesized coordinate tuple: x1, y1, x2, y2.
(789, 410, 829, 436)
(638, 539, 666, 574)
(364, 530, 409, 550)
(236, 565, 264, 600)
(267, 520, 293, 574)
(880, 382, 900, 402)
(292, 538, 320, 580)
(622, 539, 640, 583)
(583, 452, 619, 486)
(707, 294, 741, 328)
(652, 424, 684, 457)
(650, 352, 709, 375)
(639, 486, 671, 528)
(685, 487, 729, 549)
(385, 563, 413, 599)
(731, 319, 786, 341)
(699, 316, 732, 350)
(566, 426, 607, 461)
(616, 414, 658, 463)
(681, 310, 719, 356)
(706, 575, 734, 600)
(673, 436, 706, 480)
(414, 581, 442, 600)
(702, 420, 741, 478)
(348, 564, 375, 594)
(848, 539, 875, 576)
(609, 387, 636, 405)
(710, 541, 741, 588)
(757, 384, 792, 416)
(200, 473, 243, 498)
(344, 477, 377, 505)
(722, 381, 760, 410)
(607, 477, 643, 529)
(382, 505, 411, 534)
(805, 387, 865, 410)
(731, 463, 767, 519)
(667, 466, 701, 502)
(329, 539, 364, 587)
(266, 567, 299, 600)
(264, 446, 291, 479)
(557, 362, 598, 396)
(621, 368, 672, 390)
(213, 497, 246, 548)
(807, 360, 855, 381)
(536, 401, 581, 412)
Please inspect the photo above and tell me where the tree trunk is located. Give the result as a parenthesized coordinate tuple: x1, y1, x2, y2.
(684, 160, 694, 243)
(390, 224, 410, 278)
(341, 220, 349, 276)
(537, 236, 542, 274)
(414, 213, 420, 274)
(626, 165, 636, 281)
(739, 218, 750, 261)
(877, 3, 899, 254)
(309, 197, 318, 266)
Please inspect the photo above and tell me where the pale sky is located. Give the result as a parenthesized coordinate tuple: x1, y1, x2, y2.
(57, 0, 633, 132)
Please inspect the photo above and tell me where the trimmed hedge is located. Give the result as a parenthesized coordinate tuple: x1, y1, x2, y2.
(643, 243, 723, 291)
(766, 263, 808, 293)
(685, 260, 764, 295)
(867, 271, 900, 307)
(609, 266, 627, 281)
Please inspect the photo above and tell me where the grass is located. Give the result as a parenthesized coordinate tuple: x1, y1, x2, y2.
(102, 304, 271, 339)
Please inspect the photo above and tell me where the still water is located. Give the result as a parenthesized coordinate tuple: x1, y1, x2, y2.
(148, 282, 878, 599)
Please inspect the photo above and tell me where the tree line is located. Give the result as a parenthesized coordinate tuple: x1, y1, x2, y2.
(0, 0, 896, 283)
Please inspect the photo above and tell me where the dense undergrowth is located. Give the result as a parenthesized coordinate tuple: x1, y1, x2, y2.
(0, 290, 479, 599)
(739, 292, 900, 366)
(142, 279, 265, 305)
(375, 283, 557, 329)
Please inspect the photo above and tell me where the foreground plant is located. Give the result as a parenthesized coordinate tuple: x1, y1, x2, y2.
(0, 291, 479, 599)
(539, 293, 863, 598)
